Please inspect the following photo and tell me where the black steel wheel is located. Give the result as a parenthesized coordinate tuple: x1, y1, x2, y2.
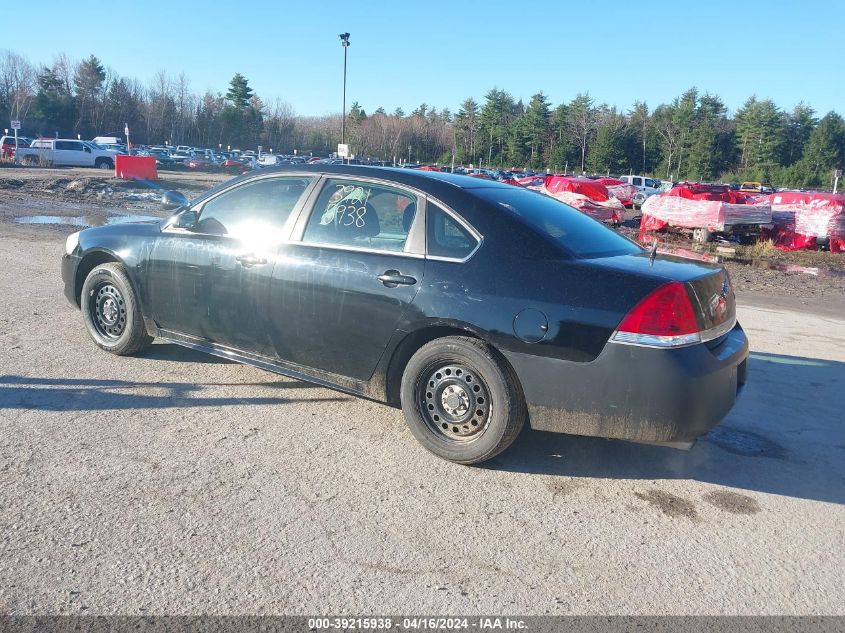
(418, 362, 491, 442)
(400, 336, 526, 464)
(80, 262, 152, 355)
(89, 282, 127, 340)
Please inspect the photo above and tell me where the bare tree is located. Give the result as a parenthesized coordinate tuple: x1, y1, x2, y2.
(0, 50, 35, 122)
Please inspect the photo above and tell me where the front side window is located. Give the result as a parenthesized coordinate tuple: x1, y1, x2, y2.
(195, 176, 314, 240)
(302, 179, 417, 252)
(427, 203, 478, 260)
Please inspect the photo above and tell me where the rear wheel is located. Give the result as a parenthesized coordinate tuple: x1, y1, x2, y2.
(81, 263, 152, 355)
(400, 336, 526, 464)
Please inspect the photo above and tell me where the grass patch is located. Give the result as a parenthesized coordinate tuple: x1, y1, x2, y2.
(743, 238, 777, 258)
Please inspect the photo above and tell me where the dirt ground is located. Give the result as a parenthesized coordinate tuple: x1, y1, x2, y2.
(0, 166, 228, 223)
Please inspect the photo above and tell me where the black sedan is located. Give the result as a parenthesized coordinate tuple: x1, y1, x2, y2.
(61, 165, 748, 464)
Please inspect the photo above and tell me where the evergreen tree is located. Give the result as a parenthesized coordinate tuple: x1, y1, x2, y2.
(454, 97, 480, 163)
(225, 73, 253, 110)
(783, 103, 816, 166)
(628, 101, 659, 174)
(587, 108, 628, 174)
(735, 97, 786, 172)
(73, 55, 106, 137)
(348, 101, 366, 124)
(523, 92, 550, 169)
(30, 65, 75, 135)
(548, 104, 577, 172)
(222, 73, 261, 148)
(478, 88, 515, 167)
(795, 112, 845, 188)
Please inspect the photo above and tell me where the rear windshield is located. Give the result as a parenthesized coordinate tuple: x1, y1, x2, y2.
(473, 187, 643, 259)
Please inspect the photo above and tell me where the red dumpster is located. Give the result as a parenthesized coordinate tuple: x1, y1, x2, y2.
(115, 155, 158, 181)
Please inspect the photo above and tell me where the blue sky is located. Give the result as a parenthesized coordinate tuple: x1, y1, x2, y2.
(5, 0, 843, 117)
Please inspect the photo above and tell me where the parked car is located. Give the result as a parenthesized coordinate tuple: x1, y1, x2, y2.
(184, 157, 215, 170)
(17, 138, 118, 168)
(169, 151, 191, 164)
(92, 136, 123, 146)
(739, 181, 774, 194)
(618, 175, 663, 206)
(61, 165, 748, 464)
(258, 154, 287, 167)
(143, 149, 178, 168)
(0, 135, 32, 158)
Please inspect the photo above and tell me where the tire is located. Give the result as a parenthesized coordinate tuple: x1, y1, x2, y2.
(633, 192, 647, 209)
(692, 227, 712, 243)
(95, 158, 113, 170)
(80, 262, 152, 355)
(400, 336, 526, 464)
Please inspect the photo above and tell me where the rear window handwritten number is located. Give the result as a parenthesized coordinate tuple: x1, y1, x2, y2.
(334, 204, 366, 228)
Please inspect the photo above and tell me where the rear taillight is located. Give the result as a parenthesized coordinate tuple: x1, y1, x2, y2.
(611, 281, 701, 348)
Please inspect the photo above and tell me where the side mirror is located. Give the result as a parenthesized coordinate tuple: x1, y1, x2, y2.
(161, 190, 189, 211)
(173, 209, 198, 229)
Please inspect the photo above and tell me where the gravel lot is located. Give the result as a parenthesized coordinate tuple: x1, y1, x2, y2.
(1, 167, 844, 615)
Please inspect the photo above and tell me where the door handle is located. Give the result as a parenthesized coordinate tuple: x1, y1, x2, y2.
(235, 253, 268, 267)
(377, 270, 417, 287)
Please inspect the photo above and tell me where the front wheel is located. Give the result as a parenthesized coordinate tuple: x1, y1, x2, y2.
(400, 336, 526, 464)
(692, 227, 712, 243)
(81, 262, 152, 355)
(95, 158, 113, 170)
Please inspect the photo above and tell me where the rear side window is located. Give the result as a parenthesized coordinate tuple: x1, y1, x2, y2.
(632, 177, 643, 186)
(302, 179, 418, 252)
(473, 187, 643, 259)
(427, 204, 478, 260)
(196, 176, 313, 239)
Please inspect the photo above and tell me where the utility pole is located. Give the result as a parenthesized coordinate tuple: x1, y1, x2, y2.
(339, 33, 350, 150)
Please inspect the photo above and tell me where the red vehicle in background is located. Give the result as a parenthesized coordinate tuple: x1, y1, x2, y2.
(1, 135, 32, 159)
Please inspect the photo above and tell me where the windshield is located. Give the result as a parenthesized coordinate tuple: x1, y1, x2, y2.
(473, 187, 643, 259)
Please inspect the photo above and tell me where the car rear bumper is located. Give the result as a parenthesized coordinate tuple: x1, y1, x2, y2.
(503, 323, 749, 443)
(62, 253, 82, 307)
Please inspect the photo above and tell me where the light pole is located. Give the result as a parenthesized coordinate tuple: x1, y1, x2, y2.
(339, 32, 350, 149)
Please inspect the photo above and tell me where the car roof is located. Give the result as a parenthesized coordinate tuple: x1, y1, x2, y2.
(256, 163, 515, 195)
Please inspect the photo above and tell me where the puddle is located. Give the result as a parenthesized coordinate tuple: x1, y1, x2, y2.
(15, 214, 160, 227)
(706, 426, 786, 459)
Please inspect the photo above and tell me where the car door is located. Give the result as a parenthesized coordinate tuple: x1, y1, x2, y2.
(67, 140, 88, 166)
(53, 140, 74, 165)
(266, 176, 426, 381)
(145, 174, 317, 355)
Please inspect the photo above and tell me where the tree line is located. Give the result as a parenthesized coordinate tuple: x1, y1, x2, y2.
(2, 49, 843, 189)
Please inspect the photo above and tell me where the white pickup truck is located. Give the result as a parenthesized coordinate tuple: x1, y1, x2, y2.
(618, 175, 665, 207)
(16, 139, 119, 169)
